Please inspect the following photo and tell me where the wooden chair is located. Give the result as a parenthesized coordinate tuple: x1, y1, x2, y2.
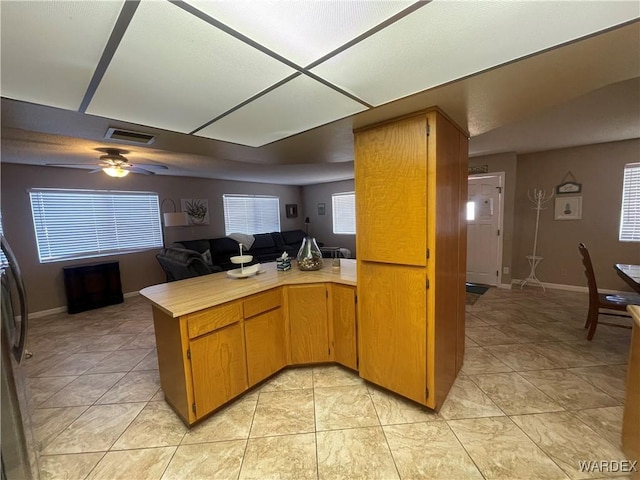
(579, 243, 640, 340)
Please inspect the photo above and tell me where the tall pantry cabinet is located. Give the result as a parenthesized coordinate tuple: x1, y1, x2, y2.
(354, 108, 468, 410)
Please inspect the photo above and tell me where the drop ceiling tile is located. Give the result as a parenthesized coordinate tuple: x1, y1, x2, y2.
(311, 1, 640, 106)
(195, 75, 367, 147)
(0, 1, 124, 110)
(86, 0, 295, 134)
(185, 0, 416, 67)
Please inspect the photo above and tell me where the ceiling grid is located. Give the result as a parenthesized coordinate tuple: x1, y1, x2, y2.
(0, 0, 638, 183)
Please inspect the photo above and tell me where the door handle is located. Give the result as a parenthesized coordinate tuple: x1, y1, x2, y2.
(1, 235, 29, 364)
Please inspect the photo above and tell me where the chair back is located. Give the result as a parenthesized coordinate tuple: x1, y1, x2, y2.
(578, 243, 599, 303)
(156, 247, 211, 282)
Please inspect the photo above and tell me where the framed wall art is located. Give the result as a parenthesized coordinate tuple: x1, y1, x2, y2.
(554, 196, 582, 221)
(181, 198, 209, 225)
(285, 204, 298, 218)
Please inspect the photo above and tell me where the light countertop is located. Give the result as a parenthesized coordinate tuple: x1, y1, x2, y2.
(140, 259, 356, 318)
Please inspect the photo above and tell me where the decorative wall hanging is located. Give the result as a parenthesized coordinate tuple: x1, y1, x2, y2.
(317, 203, 326, 215)
(285, 204, 298, 218)
(554, 196, 582, 220)
(181, 198, 209, 225)
(555, 171, 582, 194)
(468, 165, 489, 175)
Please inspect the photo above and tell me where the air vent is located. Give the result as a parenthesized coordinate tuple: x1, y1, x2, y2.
(105, 127, 155, 146)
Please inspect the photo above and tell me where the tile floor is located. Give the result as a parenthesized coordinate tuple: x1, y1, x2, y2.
(25, 287, 637, 479)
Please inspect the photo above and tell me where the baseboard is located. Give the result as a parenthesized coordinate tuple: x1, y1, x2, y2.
(30, 291, 140, 319)
(498, 283, 512, 290)
(511, 279, 631, 295)
(29, 306, 66, 319)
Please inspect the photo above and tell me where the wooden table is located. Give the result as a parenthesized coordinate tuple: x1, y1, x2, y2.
(615, 264, 640, 293)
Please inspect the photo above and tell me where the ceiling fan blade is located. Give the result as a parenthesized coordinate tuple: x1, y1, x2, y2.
(88, 168, 103, 174)
(47, 163, 93, 167)
(133, 163, 168, 170)
(128, 167, 155, 175)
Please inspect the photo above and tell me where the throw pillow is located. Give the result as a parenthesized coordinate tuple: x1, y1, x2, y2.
(201, 249, 213, 266)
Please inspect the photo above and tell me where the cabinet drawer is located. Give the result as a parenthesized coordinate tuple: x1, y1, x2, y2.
(186, 301, 242, 339)
(243, 288, 281, 319)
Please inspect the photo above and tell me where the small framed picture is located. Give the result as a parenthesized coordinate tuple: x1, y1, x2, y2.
(318, 203, 326, 215)
(554, 196, 582, 220)
(556, 181, 582, 195)
(285, 204, 298, 218)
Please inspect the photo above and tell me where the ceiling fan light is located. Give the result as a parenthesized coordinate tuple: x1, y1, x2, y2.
(103, 166, 129, 178)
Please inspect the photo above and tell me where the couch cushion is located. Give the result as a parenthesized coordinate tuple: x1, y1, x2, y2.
(177, 239, 210, 254)
(250, 233, 275, 250)
(281, 229, 306, 246)
(254, 251, 281, 262)
(209, 237, 240, 255)
(201, 249, 213, 266)
(270, 232, 287, 250)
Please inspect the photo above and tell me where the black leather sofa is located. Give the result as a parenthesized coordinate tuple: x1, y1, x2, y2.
(173, 230, 311, 272)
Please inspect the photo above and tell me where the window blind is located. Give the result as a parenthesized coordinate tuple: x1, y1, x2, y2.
(620, 162, 640, 242)
(29, 189, 163, 263)
(332, 192, 356, 234)
(0, 215, 7, 266)
(223, 195, 280, 235)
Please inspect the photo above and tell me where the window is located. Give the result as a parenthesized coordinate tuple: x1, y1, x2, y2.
(29, 189, 163, 263)
(620, 162, 640, 242)
(0, 214, 7, 266)
(466, 201, 475, 221)
(332, 192, 356, 234)
(223, 194, 280, 235)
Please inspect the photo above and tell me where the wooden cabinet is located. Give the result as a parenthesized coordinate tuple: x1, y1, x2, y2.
(190, 322, 247, 419)
(63, 261, 123, 314)
(151, 280, 357, 426)
(153, 300, 248, 425)
(186, 302, 241, 339)
(622, 307, 639, 460)
(286, 284, 330, 364)
(355, 108, 468, 410)
(244, 289, 286, 385)
(355, 117, 428, 267)
(358, 263, 427, 404)
(330, 284, 357, 371)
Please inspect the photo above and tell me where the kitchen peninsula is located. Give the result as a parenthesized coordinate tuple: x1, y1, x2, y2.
(140, 260, 357, 426)
(140, 107, 468, 427)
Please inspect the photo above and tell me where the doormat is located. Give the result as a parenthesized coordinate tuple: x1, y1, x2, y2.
(466, 283, 490, 295)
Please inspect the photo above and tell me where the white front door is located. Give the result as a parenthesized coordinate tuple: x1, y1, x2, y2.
(467, 174, 503, 285)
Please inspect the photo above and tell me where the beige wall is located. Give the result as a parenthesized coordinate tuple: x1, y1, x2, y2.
(4, 138, 637, 315)
(468, 152, 518, 285)
(301, 179, 356, 257)
(513, 139, 640, 291)
(1, 163, 303, 313)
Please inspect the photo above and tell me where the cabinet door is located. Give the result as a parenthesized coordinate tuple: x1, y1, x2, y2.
(287, 284, 329, 364)
(354, 114, 428, 266)
(189, 323, 247, 419)
(358, 262, 427, 405)
(245, 308, 286, 386)
(331, 284, 357, 370)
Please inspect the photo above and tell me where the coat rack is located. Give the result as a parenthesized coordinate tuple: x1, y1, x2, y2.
(521, 188, 554, 291)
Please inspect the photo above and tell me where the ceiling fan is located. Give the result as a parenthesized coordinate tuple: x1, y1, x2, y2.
(48, 148, 168, 178)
